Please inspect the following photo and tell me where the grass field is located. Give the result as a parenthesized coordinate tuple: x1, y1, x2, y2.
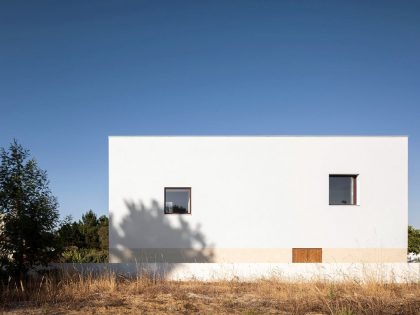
(1, 271, 419, 314)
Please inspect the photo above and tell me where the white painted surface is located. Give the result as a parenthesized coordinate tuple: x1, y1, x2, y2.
(109, 136, 408, 260)
(56, 263, 419, 283)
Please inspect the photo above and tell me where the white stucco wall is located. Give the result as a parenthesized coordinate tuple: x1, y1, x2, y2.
(56, 263, 420, 283)
(109, 136, 408, 263)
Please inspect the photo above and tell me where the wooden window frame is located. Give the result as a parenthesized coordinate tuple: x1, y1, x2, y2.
(329, 174, 358, 206)
(164, 187, 192, 215)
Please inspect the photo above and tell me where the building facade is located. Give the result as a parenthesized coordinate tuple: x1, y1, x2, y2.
(109, 136, 407, 263)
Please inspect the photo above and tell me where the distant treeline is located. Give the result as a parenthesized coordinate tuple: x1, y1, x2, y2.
(57, 210, 108, 263)
(408, 225, 420, 255)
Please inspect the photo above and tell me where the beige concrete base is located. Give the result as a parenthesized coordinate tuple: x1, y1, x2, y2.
(110, 248, 406, 263)
(323, 248, 406, 263)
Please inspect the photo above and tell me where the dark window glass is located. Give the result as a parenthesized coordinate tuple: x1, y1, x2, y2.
(164, 188, 191, 214)
(329, 175, 357, 205)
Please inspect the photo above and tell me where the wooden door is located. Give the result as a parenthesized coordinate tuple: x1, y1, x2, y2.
(292, 248, 322, 263)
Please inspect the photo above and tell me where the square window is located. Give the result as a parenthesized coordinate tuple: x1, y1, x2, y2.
(329, 175, 358, 205)
(164, 187, 191, 214)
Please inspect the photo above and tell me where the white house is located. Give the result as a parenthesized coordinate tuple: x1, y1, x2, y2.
(109, 136, 407, 264)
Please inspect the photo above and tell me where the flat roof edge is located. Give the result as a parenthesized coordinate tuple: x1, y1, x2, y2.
(108, 135, 409, 138)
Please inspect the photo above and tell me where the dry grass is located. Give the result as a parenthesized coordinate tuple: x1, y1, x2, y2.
(0, 270, 419, 314)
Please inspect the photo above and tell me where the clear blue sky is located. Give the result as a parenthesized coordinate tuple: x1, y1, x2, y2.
(1, 1, 419, 226)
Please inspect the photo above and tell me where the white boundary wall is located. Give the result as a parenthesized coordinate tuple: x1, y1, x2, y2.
(56, 263, 419, 283)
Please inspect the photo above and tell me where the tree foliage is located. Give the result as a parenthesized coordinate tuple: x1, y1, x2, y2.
(408, 225, 420, 254)
(0, 140, 59, 279)
(57, 210, 108, 262)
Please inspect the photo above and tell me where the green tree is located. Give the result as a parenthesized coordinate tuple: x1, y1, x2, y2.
(408, 225, 420, 254)
(81, 210, 99, 248)
(98, 215, 109, 250)
(0, 140, 59, 280)
(57, 215, 85, 249)
(57, 210, 109, 263)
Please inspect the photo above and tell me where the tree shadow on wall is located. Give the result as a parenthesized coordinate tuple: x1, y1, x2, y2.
(109, 200, 214, 272)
